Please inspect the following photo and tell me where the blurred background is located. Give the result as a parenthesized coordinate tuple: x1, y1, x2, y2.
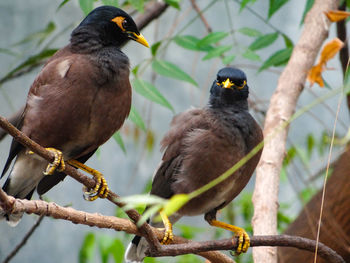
(0, 0, 348, 262)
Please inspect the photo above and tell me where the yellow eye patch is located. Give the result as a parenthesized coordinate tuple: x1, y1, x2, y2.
(111, 16, 126, 31)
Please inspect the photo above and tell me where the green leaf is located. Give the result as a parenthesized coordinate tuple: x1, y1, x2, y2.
(0, 48, 19, 57)
(202, 45, 232, 60)
(129, 0, 144, 12)
(0, 49, 58, 85)
(197, 32, 229, 48)
(177, 254, 202, 263)
(249, 32, 279, 51)
(14, 22, 56, 46)
(128, 106, 146, 131)
(259, 47, 292, 71)
(79, 233, 95, 263)
(57, 0, 71, 11)
(118, 194, 166, 211)
(98, 236, 113, 263)
(101, 0, 118, 6)
(242, 49, 261, 61)
(173, 35, 212, 51)
(307, 134, 315, 158)
(133, 78, 174, 111)
(268, 0, 289, 18)
(113, 132, 126, 154)
(152, 60, 198, 86)
(164, 0, 181, 9)
(238, 27, 262, 37)
(137, 204, 163, 226)
(222, 54, 236, 65)
(162, 194, 190, 216)
(109, 239, 124, 263)
(300, 0, 314, 25)
(79, 0, 94, 15)
(151, 41, 161, 56)
(282, 34, 294, 48)
(239, 0, 257, 11)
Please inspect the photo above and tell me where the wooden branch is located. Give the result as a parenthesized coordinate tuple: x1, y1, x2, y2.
(252, 0, 339, 262)
(0, 191, 344, 263)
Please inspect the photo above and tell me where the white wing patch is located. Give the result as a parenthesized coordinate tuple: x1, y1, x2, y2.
(57, 59, 71, 78)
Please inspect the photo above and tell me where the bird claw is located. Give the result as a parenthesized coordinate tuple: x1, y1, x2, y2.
(43, 148, 65, 175)
(160, 227, 174, 245)
(232, 230, 250, 255)
(66, 160, 109, 201)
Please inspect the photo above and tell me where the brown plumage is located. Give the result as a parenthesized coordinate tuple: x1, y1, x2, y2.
(1, 6, 149, 225)
(125, 67, 263, 262)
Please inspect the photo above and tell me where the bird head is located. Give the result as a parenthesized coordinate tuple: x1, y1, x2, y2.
(72, 6, 149, 48)
(209, 67, 249, 107)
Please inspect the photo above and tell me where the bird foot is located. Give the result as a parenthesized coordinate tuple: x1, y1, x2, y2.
(67, 159, 109, 201)
(159, 210, 174, 245)
(41, 148, 66, 175)
(232, 228, 250, 255)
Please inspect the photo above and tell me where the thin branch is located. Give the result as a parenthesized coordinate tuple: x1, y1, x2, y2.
(0, 192, 344, 263)
(0, 115, 160, 251)
(190, 0, 213, 32)
(2, 215, 45, 263)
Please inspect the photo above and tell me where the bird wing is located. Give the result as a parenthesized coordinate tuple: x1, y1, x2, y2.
(150, 108, 211, 198)
(1, 110, 25, 179)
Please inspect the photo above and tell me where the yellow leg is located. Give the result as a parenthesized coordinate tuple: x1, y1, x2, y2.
(67, 159, 109, 201)
(29, 148, 66, 175)
(208, 219, 250, 255)
(159, 210, 174, 245)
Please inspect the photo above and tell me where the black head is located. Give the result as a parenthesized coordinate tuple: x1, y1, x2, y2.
(209, 67, 249, 108)
(71, 6, 149, 49)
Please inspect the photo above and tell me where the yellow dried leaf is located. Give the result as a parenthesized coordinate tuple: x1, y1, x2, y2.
(307, 64, 324, 87)
(325, 10, 350, 22)
(319, 38, 344, 64)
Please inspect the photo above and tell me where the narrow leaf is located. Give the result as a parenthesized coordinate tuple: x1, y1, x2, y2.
(113, 132, 126, 153)
(133, 78, 174, 111)
(249, 32, 279, 51)
(282, 34, 293, 48)
(128, 106, 146, 131)
(164, 0, 181, 9)
(152, 60, 197, 86)
(14, 22, 56, 46)
(197, 32, 229, 47)
(259, 47, 292, 71)
(242, 49, 261, 61)
(129, 0, 144, 12)
(222, 54, 236, 65)
(79, 0, 94, 15)
(162, 194, 190, 216)
(109, 240, 124, 263)
(57, 0, 71, 11)
(202, 45, 232, 60)
(300, 0, 314, 25)
(137, 204, 163, 226)
(268, 0, 289, 18)
(238, 27, 262, 37)
(101, 0, 119, 6)
(173, 35, 212, 51)
(151, 41, 161, 56)
(240, 0, 257, 11)
(79, 233, 95, 263)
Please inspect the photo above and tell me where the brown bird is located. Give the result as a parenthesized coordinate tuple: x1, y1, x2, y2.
(125, 67, 263, 262)
(0, 6, 149, 225)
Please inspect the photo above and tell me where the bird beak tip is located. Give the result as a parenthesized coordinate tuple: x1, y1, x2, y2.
(134, 33, 150, 48)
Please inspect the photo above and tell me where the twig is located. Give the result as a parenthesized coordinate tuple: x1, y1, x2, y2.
(0, 192, 345, 263)
(190, 0, 212, 32)
(0, 114, 159, 251)
(252, 0, 339, 262)
(2, 215, 44, 263)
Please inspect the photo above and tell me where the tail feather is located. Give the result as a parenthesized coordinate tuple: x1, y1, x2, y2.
(125, 236, 148, 263)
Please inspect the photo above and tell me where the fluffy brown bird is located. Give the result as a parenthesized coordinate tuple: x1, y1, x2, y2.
(1, 6, 149, 225)
(125, 67, 263, 262)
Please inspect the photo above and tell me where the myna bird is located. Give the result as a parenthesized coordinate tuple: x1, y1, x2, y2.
(0, 6, 149, 225)
(125, 67, 263, 262)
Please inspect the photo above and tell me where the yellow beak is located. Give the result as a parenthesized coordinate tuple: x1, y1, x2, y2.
(130, 32, 149, 48)
(222, 78, 233, 89)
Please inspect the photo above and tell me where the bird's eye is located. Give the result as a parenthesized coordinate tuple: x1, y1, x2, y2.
(122, 19, 128, 29)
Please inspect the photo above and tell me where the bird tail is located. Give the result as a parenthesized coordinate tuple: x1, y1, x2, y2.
(124, 235, 149, 263)
(1, 152, 46, 226)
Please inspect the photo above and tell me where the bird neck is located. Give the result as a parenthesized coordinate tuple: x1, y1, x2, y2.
(208, 96, 249, 111)
(69, 26, 122, 53)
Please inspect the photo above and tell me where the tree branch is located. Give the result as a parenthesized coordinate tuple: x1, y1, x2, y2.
(0, 191, 344, 263)
(252, 0, 339, 262)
